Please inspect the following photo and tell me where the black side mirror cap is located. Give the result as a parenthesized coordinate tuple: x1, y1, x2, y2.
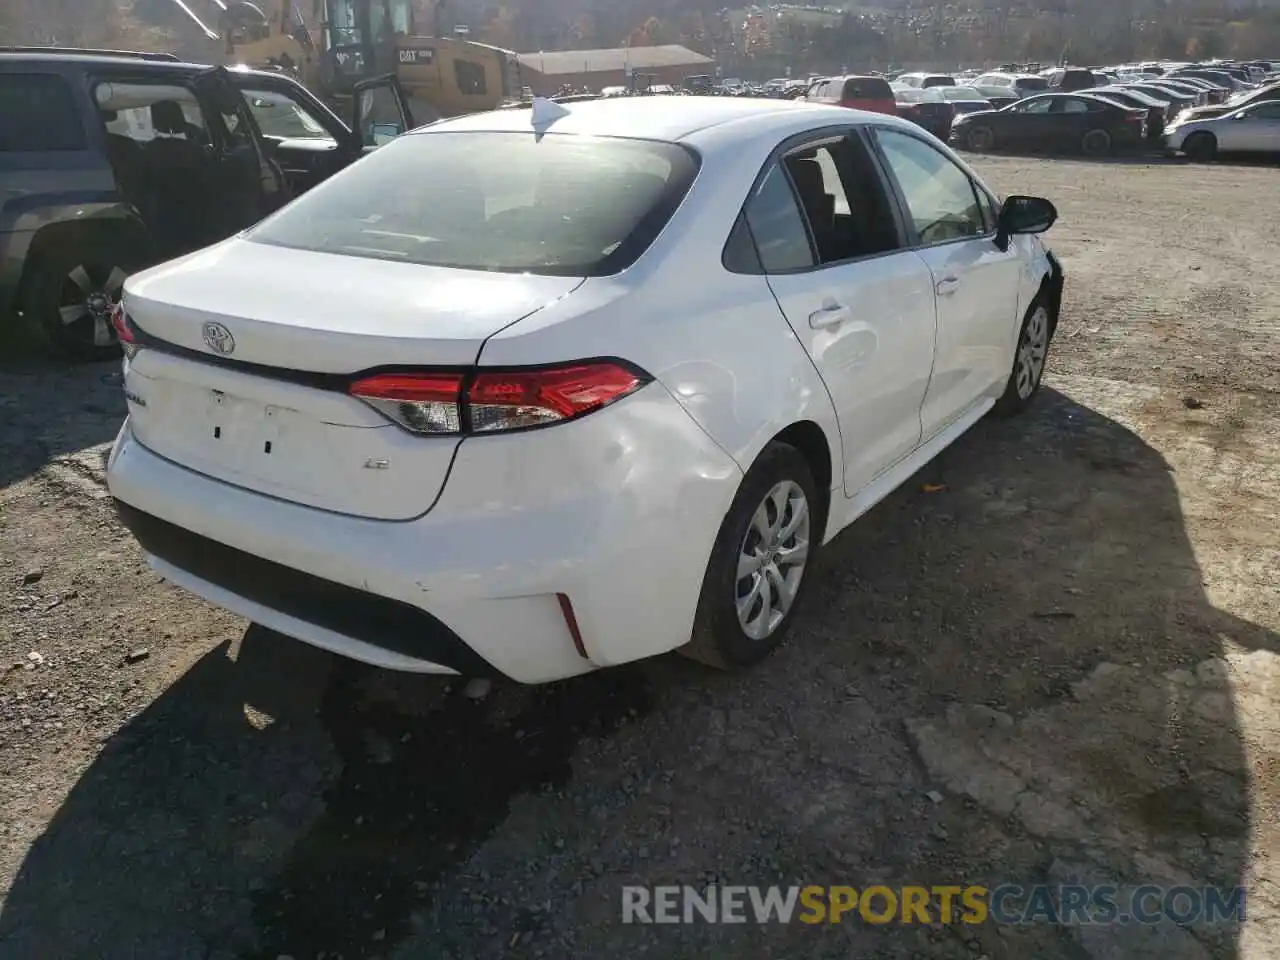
(996, 195, 1058, 249)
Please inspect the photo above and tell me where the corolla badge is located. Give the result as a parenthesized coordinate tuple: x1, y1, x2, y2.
(202, 321, 235, 355)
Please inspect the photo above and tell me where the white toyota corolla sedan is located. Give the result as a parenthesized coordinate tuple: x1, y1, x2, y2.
(106, 96, 1064, 683)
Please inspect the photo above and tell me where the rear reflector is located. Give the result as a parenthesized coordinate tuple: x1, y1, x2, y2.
(111, 303, 140, 359)
(349, 361, 648, 435)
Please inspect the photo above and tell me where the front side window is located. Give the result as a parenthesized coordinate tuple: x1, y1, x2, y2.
(874, 129, 985, 246)
(1055, 98, 1090, 113)
(249, 131, 699, 276)
(1014, 97, 1054, 114)
(0, 73, 85, 151)
(241, 87, 334, 140)
(1242, 101, 1280, 119)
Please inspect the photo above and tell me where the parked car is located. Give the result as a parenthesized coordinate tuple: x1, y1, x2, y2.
(1175, 81, 1280, 122)
(1121, 82, 1200, 115)
(971, 71, 1047, 104)
(0, 47, 412, 360)
(1042, 67, 1103, 92)
(1164, 98, 1280, 160)
(895, 72, 957, 89)
(106, 97, 1064, 683)
(805, 74, 897, 115)
(893, 88, 954, 138)
(952, 92, 1147, 155)
(1083, 87, 1170, 142)
(1142, 79, 1210, 106)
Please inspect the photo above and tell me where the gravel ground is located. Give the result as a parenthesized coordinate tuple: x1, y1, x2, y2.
(1, 155, 1278, 960)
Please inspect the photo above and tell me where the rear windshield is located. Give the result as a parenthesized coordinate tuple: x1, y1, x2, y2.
(1016, 77, 1048, 90)
(921, 75, 956, 87)
(248, 130, 700, 277)
(844, 77, 892, 99)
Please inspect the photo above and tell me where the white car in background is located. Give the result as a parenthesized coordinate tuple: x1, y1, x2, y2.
(106, 96, 1064, 683)
(1164, 98, 1280, 160)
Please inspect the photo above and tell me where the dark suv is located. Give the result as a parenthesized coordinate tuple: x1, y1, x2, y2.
(0, 48, 413, 360)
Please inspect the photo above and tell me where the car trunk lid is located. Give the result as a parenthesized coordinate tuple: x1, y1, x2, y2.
(121, 238, 583, 520)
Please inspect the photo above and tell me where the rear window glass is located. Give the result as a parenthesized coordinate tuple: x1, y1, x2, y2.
(0, 73, 86, 151)
(921, 76, 956, 87)
(844, 77, 892, 99)
(248, 131, 700, 277)
(1016, 77, 1048, 90)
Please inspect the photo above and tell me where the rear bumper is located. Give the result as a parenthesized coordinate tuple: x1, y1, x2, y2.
(106, 384, 743, 683)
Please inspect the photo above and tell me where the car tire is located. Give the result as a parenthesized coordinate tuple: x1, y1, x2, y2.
(965, 125, 996, 152)
(1081, 128, 1112, 156)
(993, 295, 1055, 417)
(19, 242, 140, 362)
(680, 442, 820, 670)
(1184, 132, 1217, 162)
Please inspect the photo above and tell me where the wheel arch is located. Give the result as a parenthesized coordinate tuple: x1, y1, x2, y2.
(15, 215, 154, 313)
(762, 420, 834, 542)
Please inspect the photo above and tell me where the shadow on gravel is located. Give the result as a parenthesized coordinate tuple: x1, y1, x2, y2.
(0, 356, 125, 490)
(1, 388, 1274, 959)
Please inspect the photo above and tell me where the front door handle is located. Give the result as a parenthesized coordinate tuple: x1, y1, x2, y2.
(935, 276, 961, 296)
(809, 304, 850, 329)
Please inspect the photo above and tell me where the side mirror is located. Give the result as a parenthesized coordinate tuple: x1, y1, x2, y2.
(996, 195, 1057, 249)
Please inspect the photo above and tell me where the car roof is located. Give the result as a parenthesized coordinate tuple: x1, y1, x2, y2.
(416, 96, 860, 143)
(0, 51, 288, 85)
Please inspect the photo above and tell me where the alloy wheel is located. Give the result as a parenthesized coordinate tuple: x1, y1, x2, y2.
(57, 264, 128, 349)
(1016, 305, 1050, 399)
(735, 480, 811, 641)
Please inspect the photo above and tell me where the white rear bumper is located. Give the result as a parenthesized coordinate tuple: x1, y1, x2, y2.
(106, 384, 742, 683)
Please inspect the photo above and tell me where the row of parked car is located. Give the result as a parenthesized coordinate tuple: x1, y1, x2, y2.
(800, 60, 1280, 160)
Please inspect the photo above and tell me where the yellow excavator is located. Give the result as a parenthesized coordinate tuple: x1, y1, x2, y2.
(167, 0, 521, 120)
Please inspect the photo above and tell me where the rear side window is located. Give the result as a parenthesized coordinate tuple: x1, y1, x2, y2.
(744, 165, 814, 272)
(844, 77, 892, 100)
(249, 131, 700, 277)
(0, 73, 86, 151)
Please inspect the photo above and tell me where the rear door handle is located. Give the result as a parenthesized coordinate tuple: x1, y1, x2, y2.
(809, 304, 850, 329)
(935, 276, 961, 296)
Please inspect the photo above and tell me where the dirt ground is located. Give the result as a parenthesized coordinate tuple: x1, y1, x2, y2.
(1, 155, 1278, 960)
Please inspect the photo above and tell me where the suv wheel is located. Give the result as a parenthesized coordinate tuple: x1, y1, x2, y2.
(21, 244, 140, 361)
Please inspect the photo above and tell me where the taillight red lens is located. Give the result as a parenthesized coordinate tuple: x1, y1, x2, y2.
(469, 362, 644, 432)
(348, 362, 647, 435)
(349, 372, 464, 434)
(110, 303, 134, 343)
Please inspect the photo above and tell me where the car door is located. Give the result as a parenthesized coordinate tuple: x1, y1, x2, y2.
(745, 128, 939, 495)
(1001, 95, 1056, 147)
(352, 73, 414, 153)
(1046, 96, 1093, 148)
(192, 66, 288, 229)
(234, 76, 361, 195)
(869, 127, 1022, 439)
(1221, 101, 1280, 151)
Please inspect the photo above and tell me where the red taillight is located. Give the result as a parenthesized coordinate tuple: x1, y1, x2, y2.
(110, 303, 133, 343)
(349, 372, 465, 434)
(348, 362, 647, 435)
(469, 362, 644, 432)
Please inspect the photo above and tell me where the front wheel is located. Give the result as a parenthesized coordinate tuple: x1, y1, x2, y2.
(994, 298, 1053, 417)
(965, 125, 996, 152)
(680, 442, 820, 670)
(1184, 132, 1217, 163)
(1081, 128, 1112, 156)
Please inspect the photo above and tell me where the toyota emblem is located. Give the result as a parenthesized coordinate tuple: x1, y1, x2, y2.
(202, 321, 235, 355)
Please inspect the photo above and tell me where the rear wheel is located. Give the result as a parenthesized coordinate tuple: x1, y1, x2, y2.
(20, 242, 140, 361)
(1184, 132, 1217, 162)
(965, 125, 996, 152)
(1081, 128, 1112, 156)
(680, 442, 819, 670)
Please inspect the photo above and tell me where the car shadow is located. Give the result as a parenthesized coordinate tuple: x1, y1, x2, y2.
(0, 356, 125, 492)
(0, 387, 1271, 958)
